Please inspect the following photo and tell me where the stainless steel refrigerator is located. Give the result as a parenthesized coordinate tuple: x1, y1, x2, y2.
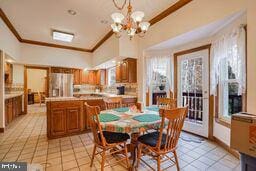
(49, 73, 73, 97)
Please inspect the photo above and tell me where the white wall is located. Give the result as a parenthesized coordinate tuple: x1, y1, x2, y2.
(92, 35, 119, 67)
(27, 68, 47, 92)
(119, 35, 139, 58)
(12, 64, 24, 85)
(0, 18, 20, 60)
(20, 44, 92, 69)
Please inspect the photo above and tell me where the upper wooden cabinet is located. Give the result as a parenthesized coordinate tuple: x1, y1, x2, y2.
(4, 62, 13, 84)
(51, 67, 72, 74)
(73, 69, 81, 85)
(95, 69, 106, 85)
(116, 58, 137, 83)
(81, 70, 89, 84)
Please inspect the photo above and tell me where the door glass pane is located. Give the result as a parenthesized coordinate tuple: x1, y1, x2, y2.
(181, 57, 203, 124)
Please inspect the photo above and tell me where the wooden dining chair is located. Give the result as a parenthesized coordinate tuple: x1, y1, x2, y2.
(104, 97, 122, 109)
(85, 103, 130, 171)
(157, 97, 176, 109)
(136, 107, 188, 171)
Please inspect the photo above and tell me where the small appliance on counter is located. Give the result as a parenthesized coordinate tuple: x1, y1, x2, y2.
(117, 86, 125, 95)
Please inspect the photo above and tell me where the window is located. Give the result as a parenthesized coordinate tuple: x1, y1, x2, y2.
(218, 59, 243, 120)
(108, 67, 116, 86)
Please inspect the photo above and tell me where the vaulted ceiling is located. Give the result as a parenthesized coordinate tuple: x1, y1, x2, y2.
(0, 0, 191, 52)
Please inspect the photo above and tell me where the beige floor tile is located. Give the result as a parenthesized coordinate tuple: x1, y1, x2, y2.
(63, 160, 78, 171)
(47, 157, 62, 166)
(79, 164, 97, 171)
(75, 151, 88, 159)
(76, 156, 91, 166)
(47, 152, 61, 159)
(46, 164, 62, 171)
(62, 154, 76, 162)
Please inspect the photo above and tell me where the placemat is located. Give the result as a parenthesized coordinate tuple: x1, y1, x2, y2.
(99, 113, 120, 122)
(113, 107, 129, 113)
(146, 106, 159, 112)
(133, 114, 161, 122)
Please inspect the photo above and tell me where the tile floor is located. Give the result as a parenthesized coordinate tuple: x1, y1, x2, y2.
(0, 104, 241, 171)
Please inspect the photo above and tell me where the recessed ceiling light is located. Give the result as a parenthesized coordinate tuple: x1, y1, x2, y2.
(52, 30, 74, 42)
(68, 9, 77, 16)
(112, 60, 116, 63)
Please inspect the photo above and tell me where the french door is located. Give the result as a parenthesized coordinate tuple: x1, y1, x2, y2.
(177, 49, 209, 137)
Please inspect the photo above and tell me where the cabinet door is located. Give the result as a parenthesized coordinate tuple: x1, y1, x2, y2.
(8, 100, 13, 123)
(5, 100, 8, 125)
(81, 71, 89, 84)
(50, 108, 66, 136)
(66, 107, 81, 133)
(121, 61, 129, 82)
(116, 64, 122, 83)
(88, 71, 96, 85)
(73, 69, 81, 85)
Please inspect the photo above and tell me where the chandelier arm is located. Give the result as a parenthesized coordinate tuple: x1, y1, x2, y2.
(112, 0, 127, 10)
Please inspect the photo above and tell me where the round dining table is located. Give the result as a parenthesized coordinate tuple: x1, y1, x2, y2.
(99, 106, 162, 168)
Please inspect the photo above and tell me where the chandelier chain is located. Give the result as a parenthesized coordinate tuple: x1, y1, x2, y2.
(112, 0, 127, 10)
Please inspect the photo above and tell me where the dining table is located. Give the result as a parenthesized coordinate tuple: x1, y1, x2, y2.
(99, 106, 162, 168)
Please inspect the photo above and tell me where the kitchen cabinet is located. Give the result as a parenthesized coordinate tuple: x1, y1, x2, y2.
(5, 95, 22, 126)
(115, 58, 137, 83)
(4, 62, 13, 84)
(47, 100, 84, 139)
(51, 67, 72, 74)
(88, 71, 96, 85)
(73, 69, 81, 85)
(116, 64, 122, 83)
(81, 70, 89, 84)
(96, 69, 106, 85)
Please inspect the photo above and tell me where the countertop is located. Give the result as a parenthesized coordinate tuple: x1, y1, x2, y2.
(46, 92, 137, 102)
(5, 92, 24, 100)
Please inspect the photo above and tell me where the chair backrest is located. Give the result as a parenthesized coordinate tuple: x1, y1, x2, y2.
(157, 97, 176, 109)
(85, 102, 107, 146)
(157, 107, 188, 151)
(104, 97, 122, 109)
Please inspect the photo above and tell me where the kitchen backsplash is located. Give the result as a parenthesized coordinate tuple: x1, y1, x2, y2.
(102, 83, 137, 96)
(74, 83, 137, 96)
(5, 83, 24, 94)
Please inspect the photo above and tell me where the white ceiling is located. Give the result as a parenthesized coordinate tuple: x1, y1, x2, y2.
(148, 11, 245, 51)
(0, 0, 178, 49)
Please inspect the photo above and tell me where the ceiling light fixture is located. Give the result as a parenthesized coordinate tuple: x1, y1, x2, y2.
(111, 0, 150, 39)
(52, 30, 74, 42)
(68, 9, 77, 16)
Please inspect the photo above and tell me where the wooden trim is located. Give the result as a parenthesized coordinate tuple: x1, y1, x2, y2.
(213, 136, 240, 159)
(1, 0, 192, 53)
(91, 31, 113, 52)
(0, 8, 22, 41)
(24, 66, 50, 113)
(174, 44, 212, 138)
(0, 8, 91, 53)
(21, 39, 92, 53)
(149, 0, 193, 25)
(0, 128, 4, 133)
(90, 0, 193, 52)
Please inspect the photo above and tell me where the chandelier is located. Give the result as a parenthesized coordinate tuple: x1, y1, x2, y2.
(111, 0, 150, 39)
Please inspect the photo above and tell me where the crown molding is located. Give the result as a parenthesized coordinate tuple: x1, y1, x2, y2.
(0, 0, 193, 53)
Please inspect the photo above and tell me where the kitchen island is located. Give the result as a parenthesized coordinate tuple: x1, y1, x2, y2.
(46, 94, 137, 139)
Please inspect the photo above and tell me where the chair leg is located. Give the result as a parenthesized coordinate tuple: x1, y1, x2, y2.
(124, 143, 130, 169)
(136, 144, 142, 168)
(90, 145, 96, 167)
(174, 150, 180, 171)
(157, 155, 161, 171)
(101, 150, 106, 171)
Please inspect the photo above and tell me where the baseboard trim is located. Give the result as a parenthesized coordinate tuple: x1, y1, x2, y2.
(0, 128, 4, 133)
(213, 136, 240, 159)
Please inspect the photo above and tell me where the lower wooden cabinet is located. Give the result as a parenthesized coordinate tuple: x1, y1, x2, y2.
(5, 95, 22, 126)
(47, 100, 84, 139)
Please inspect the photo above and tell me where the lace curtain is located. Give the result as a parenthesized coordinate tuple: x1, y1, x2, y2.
(210, 26, 246, 95)
(146, 56, 173, 93)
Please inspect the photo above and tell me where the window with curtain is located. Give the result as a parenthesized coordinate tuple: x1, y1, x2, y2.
(210, 25, 246, 120)
(108, 67, 116, 86)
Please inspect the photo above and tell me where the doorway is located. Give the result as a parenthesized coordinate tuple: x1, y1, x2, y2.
(174, 45, 211, 138)
(24, 66, 49, 114)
